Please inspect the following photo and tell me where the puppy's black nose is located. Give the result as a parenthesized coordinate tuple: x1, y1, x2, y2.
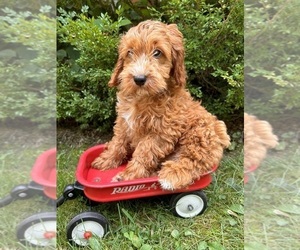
(134, 75, 147, 86)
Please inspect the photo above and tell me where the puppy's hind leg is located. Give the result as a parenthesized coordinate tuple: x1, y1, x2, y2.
(158, 124, 228, 190)
(158, 158, 199, 190)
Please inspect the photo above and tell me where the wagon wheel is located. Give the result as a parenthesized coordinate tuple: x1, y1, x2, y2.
(16, 212, 56, 247)
(67, 211, 109, 247)
(170, 190, 207, 218)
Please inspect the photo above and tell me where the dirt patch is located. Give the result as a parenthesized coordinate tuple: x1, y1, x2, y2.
(0, 126, 55, 150)
(57, 127, 113, 148)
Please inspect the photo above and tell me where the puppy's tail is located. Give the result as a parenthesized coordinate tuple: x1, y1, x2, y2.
(214, 120, 231, 148)
(252, 119, 278, 149)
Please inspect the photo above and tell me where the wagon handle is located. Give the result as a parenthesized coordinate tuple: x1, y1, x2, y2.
(56, 182, 84, 208)
(56, 195, 65, 207)
(0, 194, 14, 208)
(0, 182, 44, 208)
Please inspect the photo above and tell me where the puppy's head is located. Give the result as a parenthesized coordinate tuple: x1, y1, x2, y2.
(108, 20, 186, 96)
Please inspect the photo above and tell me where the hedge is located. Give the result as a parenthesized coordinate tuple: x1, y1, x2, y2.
(56, 0, 244, 131)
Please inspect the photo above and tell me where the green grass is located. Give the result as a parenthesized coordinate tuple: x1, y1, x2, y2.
(0, 127, 55, 249)
(244, 146, 300, 250)
(57, 128, 244, 249)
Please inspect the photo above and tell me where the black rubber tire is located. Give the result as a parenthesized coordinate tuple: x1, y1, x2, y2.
(170, 190, 207, 218)
(16, 212, 56, 247)
(67, 211, 109, 247)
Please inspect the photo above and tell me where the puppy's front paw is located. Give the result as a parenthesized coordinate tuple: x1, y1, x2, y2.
(111, 162, 149, 182)
(111, 172, 124, 182)
(111, 170, 139, 182)
(91, 156, 118, 170)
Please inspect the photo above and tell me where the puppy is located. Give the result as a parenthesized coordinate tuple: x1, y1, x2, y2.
(92, 20, 230, 190)
(244, 113, 278, 171)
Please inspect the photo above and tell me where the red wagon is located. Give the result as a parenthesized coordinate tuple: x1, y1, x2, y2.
(0, 148, 56, 247)
(244, 165, 259, 183)
(58, 144, 218, 247)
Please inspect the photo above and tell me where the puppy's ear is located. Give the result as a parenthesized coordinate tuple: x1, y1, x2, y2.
(168, 24, 187, 87)
(108, 55, 123, 87)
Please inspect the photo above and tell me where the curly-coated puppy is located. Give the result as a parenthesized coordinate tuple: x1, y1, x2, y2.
(244, 113, 278, 171)
(92, 20, 230, 190)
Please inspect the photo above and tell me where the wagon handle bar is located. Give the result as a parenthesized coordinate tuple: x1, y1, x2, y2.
(0, 195, 14, 208)
(56, 182, 84, 208)
(0, 182, 44, 208)
(56, 195, 65, 207)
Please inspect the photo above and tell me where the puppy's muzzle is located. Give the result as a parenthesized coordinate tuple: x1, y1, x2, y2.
(134, 75, 147, 86)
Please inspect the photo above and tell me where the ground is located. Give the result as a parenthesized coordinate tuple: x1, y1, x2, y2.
(56, 127, 244, 250)
(0, 126, 55, 249)
(2, 122, 298, 249)
(244, 145, 300, 249)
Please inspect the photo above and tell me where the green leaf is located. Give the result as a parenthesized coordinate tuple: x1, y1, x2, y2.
(229, 204, 244, 215)
(171, 229, 180, 239)
(124, 231, 143, 248)
(198, 241, 208, 250)
(244, 242, 268, 250)
(208, 241, 225, 250)
(119, 18, 131, 27)
(275, 218, 289, 226)
(228, 218, 237, 226)
(140, 244, 152, 250)
(278, 204, 300, 215)
(184, 230, 194, 236)
(275, 141, 287, 151)
(228, 141, 237, 151)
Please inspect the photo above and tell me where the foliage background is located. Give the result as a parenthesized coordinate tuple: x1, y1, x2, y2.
(57, 0, 244, 132)
(56, 1, 244, 249)
(0, 1, 56, 129)
(0, 1, 56, 248)
(245, 0, 300, 123)
(245, 1, 300, 249)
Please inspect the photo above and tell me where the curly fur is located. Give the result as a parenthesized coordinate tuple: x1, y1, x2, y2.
(92, 20, 230, 190)
(244, 113, 278, 171)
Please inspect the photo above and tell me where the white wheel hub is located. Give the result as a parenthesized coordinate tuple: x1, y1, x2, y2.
(71, 221, 105, 246)
(175, 194, 204, 218)
(23, 220, 56, 247)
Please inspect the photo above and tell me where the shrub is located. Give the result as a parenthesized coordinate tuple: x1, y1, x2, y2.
(152, 0, 244, 119)
(57, 1, 244, 131)
(57, 6, 131, 131)
(245, 0, 300, 117)
(0, 6, 56, 129)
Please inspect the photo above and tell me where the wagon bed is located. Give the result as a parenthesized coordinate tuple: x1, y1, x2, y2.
(76, 144, 216, 202)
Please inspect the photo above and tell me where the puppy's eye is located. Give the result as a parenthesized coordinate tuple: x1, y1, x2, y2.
(127, 50, 133, 57)
(153, 49, 162, 58)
